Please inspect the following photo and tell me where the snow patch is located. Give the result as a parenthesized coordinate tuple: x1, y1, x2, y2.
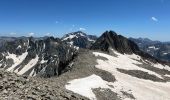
(63, 35, 77, 41)
(0, 59, 2, 67)
(92, 51, 170, 100)
(88, 38, 95, 42)
(66, 74, 113, 100)
(43, 43, 46, 50)
(148, 46, 159, 50)
(93, 51, 162, 79)
(40, 59, 47, 64)
(6, 52, 28, 72)
(16, 45, 21, 49)
(17, 55, 39, 75)
(78, 32, 86, 37)
(164, 74, 170, 77)
(29, 69, 36, 76)
(146, 63, 170, 72)
(68, 41, 74, 45)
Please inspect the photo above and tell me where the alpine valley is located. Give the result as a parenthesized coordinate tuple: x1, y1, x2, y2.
(0, 31, 170, 100)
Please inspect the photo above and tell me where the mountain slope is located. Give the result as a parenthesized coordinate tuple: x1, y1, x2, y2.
(91, 31, 170, 65)
(65, 31, 170, 100)
(91, 31, 139, 54)
(0, 37, 77, 77)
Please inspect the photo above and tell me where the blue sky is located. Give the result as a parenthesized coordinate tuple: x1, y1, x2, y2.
(0, 0, 169, 41)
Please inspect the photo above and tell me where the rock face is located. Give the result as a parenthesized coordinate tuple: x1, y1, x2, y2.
(62, 31, 97, 48)
(91, 31, 140, 54)
(91, 31, 170, 65)
(130, 37, 170, 61)
(0, 37, 77, 77)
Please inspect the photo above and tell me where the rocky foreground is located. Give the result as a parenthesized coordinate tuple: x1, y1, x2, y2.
(0, 69, 88, 100)
(0, 49, 116, 100)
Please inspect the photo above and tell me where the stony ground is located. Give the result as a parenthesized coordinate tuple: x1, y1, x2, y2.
(0, 69, 89, 100)
(0, 49, 119, 100)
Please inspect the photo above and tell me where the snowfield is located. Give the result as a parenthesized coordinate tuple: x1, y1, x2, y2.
(164, 74, 170, 77)
(66, 51, 170, 100)
(2, 51, 40, 76)
(62, 34, 77, 41)
(17, 55, 39, 75)
(6, 52, 28, 72)
(66, 74, 114, 100)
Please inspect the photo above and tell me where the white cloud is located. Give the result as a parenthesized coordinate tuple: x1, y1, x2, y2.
(79, 28, 86, 31)
(151, 17, 158, 22)
(28, 32, 35, 36)
(10, 32, 16, 35)
(45, 33, 51, 36)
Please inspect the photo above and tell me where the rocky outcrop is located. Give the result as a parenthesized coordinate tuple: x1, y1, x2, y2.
(0, 37, 78, 77)
(0, 69, 89, 100)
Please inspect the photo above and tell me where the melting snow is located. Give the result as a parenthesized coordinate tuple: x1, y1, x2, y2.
(43, 43, 46, 50)
(17, 55, 39, 75)
(148, 46, 159, 50)
(88, 38, 95, 42)
(79, 32, 85, 37)
(66, 74, 113, 100)
(66, 51, 170, 100)
(94, 51, 162, 79)
(6, 52, 28, 72)
(146, 63, 170, 72)
(29, 68, 36, 76)
(164, 74, 170, 77)
(68, 41, 74, 45)
(16, 45, 22, 49)
(63, 35, 77, 41)
(40, 59, 47, 64)
(92, 51, 170, 100)
(163, 52, 169, 55)
(0, 59, 2, 67)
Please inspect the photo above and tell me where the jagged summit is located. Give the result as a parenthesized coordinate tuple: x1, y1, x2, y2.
(62, 31, 97, 48)
(91, 30, 140, 54)
(62, 31, 88, 40)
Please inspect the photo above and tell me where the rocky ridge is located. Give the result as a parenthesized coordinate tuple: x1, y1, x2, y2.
(0, 37, 77, 77)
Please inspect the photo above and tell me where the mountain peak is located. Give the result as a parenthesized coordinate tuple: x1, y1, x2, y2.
(102, 30, 117, 36)
(62, 31, 97, 48)
(91, 31, 140, 54)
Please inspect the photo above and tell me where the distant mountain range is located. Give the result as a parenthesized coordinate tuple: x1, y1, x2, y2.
(129, 37, 170, 61)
